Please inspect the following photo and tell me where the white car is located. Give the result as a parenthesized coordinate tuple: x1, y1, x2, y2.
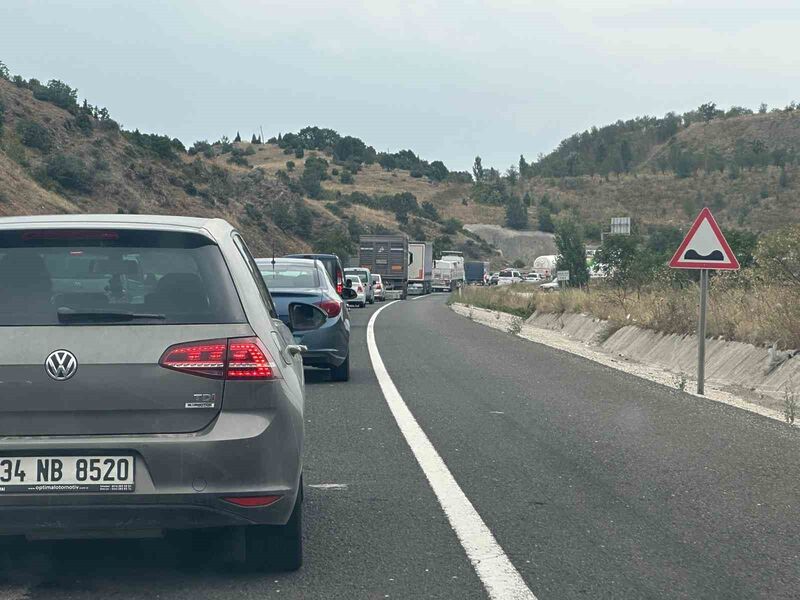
(344, 275, 367, 307)
(523, 272, 541, 283)
(497, 270, 523, 285)
(539, 280, 561, 291)
(371, 274, 386, 301)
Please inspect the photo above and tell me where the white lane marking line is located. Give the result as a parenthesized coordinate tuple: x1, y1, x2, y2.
(411, 293, 448, 300)
(308, 483, 349, 490)
(367, 301, 537, 600)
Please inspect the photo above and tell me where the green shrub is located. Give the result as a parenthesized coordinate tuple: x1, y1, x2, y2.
(286, 160, 295, 172)
(45, 153, 94, 192)
(340, 170, 354, 184)
(16, 119, 52, 151)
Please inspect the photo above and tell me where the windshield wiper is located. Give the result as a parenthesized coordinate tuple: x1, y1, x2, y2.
(56, 307, 167, 323)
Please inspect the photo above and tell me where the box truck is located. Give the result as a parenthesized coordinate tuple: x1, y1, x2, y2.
(407, 241, 433, 295)
(440, 250, 465, 287)
(465, 261, 490, 285)
(358, 235, 409, 299)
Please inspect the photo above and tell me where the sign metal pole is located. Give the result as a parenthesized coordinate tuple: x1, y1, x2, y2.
(697, 269, 708, 395)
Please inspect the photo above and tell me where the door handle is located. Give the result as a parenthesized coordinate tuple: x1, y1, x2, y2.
(286, 344, 308, 357)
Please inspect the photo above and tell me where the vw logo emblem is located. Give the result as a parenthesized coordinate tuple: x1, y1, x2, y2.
(45, 350, 78, 381)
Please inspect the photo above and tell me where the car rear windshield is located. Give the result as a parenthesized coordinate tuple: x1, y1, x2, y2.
(259, 262, 319, 289)
(499, 270, 513, 277)
(346, 269, 369, 280)
(0, 228, 246, 326)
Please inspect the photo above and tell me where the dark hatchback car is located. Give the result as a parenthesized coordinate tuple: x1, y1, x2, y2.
(257, 258, 351, 381)
(284, 253, 345, 298)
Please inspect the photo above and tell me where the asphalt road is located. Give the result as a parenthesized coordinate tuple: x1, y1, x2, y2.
(1, 295, 798, 599)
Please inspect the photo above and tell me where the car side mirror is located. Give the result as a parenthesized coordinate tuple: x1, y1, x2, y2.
(288, 302, 328, 332)
(340, 287, 358, 300)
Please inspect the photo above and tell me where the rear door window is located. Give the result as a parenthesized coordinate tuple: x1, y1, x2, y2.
(0, 228, 245, 325)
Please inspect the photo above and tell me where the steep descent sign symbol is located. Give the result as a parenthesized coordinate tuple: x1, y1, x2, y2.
(669, 208, 740, 270)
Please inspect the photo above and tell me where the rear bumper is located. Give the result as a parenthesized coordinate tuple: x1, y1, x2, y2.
(0, 494, 295, 538)
(0, 390, 303, 537)
(294, 319, 349, 367)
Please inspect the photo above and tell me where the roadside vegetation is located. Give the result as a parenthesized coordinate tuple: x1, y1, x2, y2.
(452, 222, 800, 350)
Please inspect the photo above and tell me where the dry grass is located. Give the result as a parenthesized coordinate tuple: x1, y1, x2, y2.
(455, 279, 800, 350)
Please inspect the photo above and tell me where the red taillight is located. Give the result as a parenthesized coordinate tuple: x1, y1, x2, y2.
(357, 285, 363, 293)
(159, 339, 227, 378)
(226, 338, 276, 379)
(336, 271, 343, 295)
(316, 298, 342, 318)
(159, 337, 278, 380)
(375, 283, 382, 290)
(223, 495, 282, 507)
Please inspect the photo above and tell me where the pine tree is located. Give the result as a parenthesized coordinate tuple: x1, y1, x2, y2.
(234, 131, 241, 143)
(555, 218, 588, 287)
(251, 134, 258, 144)
(472, 156, 484, 182)
(505, 195, 528, 229)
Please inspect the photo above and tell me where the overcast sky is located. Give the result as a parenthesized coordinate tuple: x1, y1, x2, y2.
(2, 0, 799, 171)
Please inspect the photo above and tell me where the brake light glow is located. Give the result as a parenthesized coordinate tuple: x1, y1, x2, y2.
(357, 285, 363, 293)
(159, 337, 278, 380)
(316, 298, 342, 318)
(375, 283, 382, 289)
(223, 495, 282, 507)
(336, 270, 343, 295)
(226, 338, 275, 379)
(159, 340, 227, 378)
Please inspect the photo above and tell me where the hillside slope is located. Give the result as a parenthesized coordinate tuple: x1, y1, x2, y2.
(0, 74, 490, 261)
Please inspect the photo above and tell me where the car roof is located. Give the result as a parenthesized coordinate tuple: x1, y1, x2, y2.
(256, 257, 319, 267)
(0, 214, 234, 240)
(285, 253, 339, 260)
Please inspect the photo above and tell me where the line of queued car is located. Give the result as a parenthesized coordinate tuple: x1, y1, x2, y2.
(0, 215, 375, 577)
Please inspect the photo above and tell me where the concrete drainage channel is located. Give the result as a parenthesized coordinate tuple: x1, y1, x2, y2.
(451, 303, 800, 425)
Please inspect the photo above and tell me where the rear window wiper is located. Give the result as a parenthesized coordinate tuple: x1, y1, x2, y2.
(56, 307, 167, 323)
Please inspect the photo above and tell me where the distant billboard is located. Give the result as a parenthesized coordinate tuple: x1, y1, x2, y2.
(610, 217, 631, 235)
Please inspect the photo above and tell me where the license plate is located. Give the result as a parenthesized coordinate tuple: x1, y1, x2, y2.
(0, 456, 134, 493)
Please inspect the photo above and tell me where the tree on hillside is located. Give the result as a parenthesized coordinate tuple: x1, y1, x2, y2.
(251, 134, 259, 144)
(519, 155, 529, 178)
(537, 207, 555, 233)
(522, 191, 531, 207)
(472, 156, 485, 182)
(234, 131, 241, 142)
(759, 103, 768, 114)
(505, 165, 518, 185)
(698, 102, 719, 122)
(555, 217, 588, 287)
(315, 225, 354, 262)
(505, 195, 528, 230)
(0, 61, 9, 80)
(620, 140, 633, 172)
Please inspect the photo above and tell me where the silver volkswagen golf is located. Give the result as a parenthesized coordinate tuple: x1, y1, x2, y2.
(0, 214, 346, 570)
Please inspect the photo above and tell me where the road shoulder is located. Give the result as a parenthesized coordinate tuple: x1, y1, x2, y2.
(450, 302, 788, 425)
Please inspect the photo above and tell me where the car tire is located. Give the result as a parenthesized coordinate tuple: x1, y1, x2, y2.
(243, 490, 303, 572)
(330, 354, 350, 382)
(359, 301, 366, 308)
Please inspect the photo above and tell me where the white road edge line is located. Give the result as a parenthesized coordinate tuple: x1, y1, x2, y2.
(367, 301, 538, 600)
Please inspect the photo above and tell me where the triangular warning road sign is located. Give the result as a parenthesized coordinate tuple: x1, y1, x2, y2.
(669, 208, 740, 270)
